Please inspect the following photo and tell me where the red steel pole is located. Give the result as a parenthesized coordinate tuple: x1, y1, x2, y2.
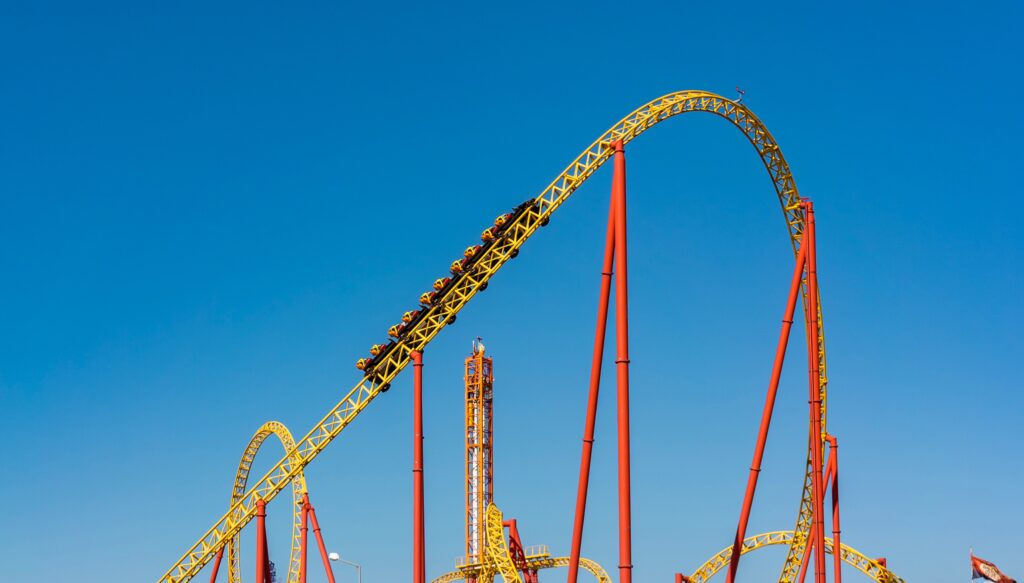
(827, 435, 842, 583)
(300, 495, 310, 583)
(308, 503, 338, 583)
(208, 546, 224, 583)
(255, 500, 268, 583)
(412, 350, 426, 583)
(725, 240, 808, 583)
(675, 574, 684, 583)
(804, 201, 827, 583)
(611, 140, 633, 583)
(566, 178, 617, 583)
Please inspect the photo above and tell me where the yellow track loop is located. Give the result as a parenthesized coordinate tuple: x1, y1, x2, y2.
(431, 556, 611, 583)
(687, 531, 903, 583)
(227, 422, 308, 583)
(158, 90, 827, 583)
(484, 503, 522, 583)
(431, 503, 611, 583)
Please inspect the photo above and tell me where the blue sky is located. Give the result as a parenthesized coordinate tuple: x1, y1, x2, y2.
(1, 1, 1021, 582)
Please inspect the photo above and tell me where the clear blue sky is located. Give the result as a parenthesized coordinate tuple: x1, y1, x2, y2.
(1, 1, 1020, 582)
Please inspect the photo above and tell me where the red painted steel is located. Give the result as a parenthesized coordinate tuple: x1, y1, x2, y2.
(611, 140, 633, 583)
(726, 239, 809, 583)
(412, 350, 426, 583)
(827, 435, 842, 583)
(566, 185, 617, 583)
(308, 503, 338, 583)
(255, 500, 267, 583)
(804, 201, 827, 583)
(676, 574, 684, 583)
(300, 495, 309, 583)
(505, 519, 539, 583)
(208, 547, 224, 583)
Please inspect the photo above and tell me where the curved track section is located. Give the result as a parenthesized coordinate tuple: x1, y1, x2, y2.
(432, 502, 611, 583)
(687, 531, 903, 583)
(485, 504, 522, 582)
(227, 421, 308, 583)
(431, 557, 611, 583)
(159, 90, 827, 583)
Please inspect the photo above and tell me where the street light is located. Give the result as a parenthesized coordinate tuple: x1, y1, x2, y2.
(328, 552, 362, 583)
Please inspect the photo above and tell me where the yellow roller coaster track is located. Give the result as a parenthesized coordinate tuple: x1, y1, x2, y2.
(431, 503, 612, 583)
(227, 422, 307, 583)
(687, 531, 904, 583)
(431, 556, 611, 583)
(484, 503, 524, 582)
(158, 90, 828, 583)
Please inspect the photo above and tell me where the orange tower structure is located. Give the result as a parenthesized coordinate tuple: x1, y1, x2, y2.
(464, 338, 494, 580)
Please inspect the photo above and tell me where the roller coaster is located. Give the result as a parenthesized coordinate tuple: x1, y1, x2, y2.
(157, 90, 905, 583)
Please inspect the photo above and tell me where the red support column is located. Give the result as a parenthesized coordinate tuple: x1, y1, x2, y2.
(827, 435, 842, 583)
(412, 350, 426, 583)
(611, 140, 633, 583)
(726, 240, 808, 583)
(300, 495, 310, 583)
(308, 502, 338, 583)
(208, 546, 224, 583)
(255, 500, 268, 583)
(567, 184, 617, 583)
(675, 574, 684, 583)
(804, 201, 827, 583)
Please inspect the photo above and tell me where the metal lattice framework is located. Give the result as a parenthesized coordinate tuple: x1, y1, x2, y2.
(465, 344, 495, 567)
(431, 556, 611, 583)
(158, 90, 831, 583)
(687, 531, 904, 583)
(484, 504, 523, 583)
(433, 503, 612, 583)
(227, 421, 307, 583)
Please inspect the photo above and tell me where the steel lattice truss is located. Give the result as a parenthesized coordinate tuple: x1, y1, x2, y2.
(158, 90, 850, 583)
(227, 422, 307, 583)
(687, 531, 904, 583)
(431, 503, 612, 583)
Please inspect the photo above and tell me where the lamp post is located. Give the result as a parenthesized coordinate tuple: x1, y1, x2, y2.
(328, 552, 362, 583)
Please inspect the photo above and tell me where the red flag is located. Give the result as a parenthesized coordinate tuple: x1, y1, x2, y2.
(972, 554, 1016, 583)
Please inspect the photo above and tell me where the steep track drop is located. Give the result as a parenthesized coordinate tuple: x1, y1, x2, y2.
(160, 91, 833, 583)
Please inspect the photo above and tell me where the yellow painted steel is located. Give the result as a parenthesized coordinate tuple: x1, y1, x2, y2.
(431, 556, 611, 583)
(484, 503, 522, 583)
(158, 90, 828, 583)
(686, 531, 903, 583)
(431, 503, 611, 583)
(227, 422, 307, 583)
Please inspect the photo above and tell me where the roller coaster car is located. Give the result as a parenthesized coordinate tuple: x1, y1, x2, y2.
(494, 212, 514, 227)
(388, 323, 405, 338)
(481, 226, 499, 242)
(455, 245, 485, 274)
(433, 277, 451, 291)
(419, 290, 438, 306)
(402, 310, 422, 323)
(355, 357, 372, 371)
(369, 343, 386, 356)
